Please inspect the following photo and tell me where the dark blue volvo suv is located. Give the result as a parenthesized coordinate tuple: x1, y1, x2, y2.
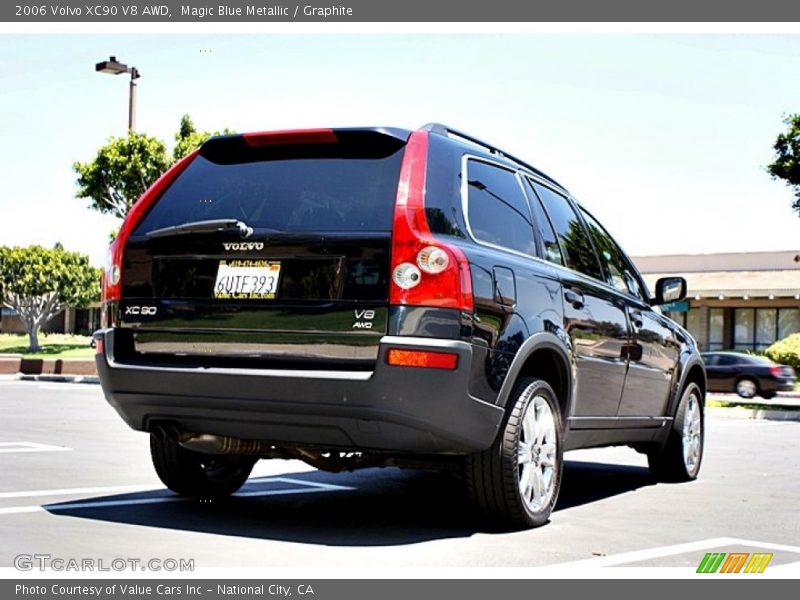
(94, 124, 706, 528)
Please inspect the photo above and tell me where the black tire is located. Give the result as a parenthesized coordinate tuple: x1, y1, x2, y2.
(760, 391, 776, 400)
(465, 377, 563, 529)
(735, 377, 758, 399)
(150, 433, 256, 497)
(648, 382, 704, 483)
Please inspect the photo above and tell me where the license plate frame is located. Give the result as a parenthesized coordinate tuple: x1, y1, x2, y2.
(213, 260, 281, 300)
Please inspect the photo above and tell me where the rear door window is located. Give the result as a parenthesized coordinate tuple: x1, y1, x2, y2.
(579, 207, 645, 299)
(465, 159, 536, 255)
(133, 133, 406, 236)
(523, 177, 564, 265)
(531, 182, 604, 280)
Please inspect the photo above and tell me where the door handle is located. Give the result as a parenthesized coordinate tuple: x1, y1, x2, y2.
(629, 309, 644, 328)
(564, 289, 584, 309)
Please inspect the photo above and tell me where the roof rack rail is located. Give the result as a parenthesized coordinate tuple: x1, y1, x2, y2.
(420, 122, 565, 190)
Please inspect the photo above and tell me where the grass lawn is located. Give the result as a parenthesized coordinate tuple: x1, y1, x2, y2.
(706, 398, 800, 411)
(0, 333, 94, 359)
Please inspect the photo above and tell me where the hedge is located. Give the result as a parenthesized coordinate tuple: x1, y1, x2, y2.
(765, 333, 800, 370)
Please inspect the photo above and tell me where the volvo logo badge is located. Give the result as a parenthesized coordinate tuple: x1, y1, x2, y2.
(223, 242, 264, 251)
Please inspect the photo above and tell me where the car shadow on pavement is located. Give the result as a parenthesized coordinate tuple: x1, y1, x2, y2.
(43, 460, 656, 546)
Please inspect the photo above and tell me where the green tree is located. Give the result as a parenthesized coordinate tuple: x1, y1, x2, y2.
(72, 132, 170, 219)
(173, 114, 233, 160)
(0, 245, 100, 351)
(73, 115, 234, 219)
(767, 114, 800, 216)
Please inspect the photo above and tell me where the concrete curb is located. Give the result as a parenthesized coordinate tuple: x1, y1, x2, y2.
(0, 354, 23, 374)
(15, 373, 100, 385)
(705, 406, 800, 422)
(0, 354, 96, 376)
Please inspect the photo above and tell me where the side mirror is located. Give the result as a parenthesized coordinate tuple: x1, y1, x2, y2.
(652, 276, 687, 306)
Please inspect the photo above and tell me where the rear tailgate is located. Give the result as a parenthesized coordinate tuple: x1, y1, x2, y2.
(116, 128, 409, 369)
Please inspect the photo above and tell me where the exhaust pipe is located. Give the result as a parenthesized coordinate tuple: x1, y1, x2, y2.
(159, 428, 383, 473)
(178, 432, 274, 456)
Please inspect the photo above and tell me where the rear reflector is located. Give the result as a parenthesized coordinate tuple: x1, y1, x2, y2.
(386, 348, 458, 370)
(242, 129, 337, 147)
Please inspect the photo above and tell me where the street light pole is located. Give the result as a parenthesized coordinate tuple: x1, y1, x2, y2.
(128, 67, 140, 131)
(95, 56, 141, 132)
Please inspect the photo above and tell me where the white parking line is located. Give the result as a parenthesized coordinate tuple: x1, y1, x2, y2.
(270, 476, 351, 490)
(0, 505, 46, 515)
(550, 537, 800, 568)
(0, 477, 354, 516)
(0, 483, 158, 500)
(0, 442, 71, 453)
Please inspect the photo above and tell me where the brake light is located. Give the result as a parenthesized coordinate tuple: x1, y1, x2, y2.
(390, 130, 473, 311)
(101, 150, 199, 308)
(768, 365, 782, 378)
(243, 129, 337, 147)
(386, 348, 459, 370)
(94, 338, 104, 355)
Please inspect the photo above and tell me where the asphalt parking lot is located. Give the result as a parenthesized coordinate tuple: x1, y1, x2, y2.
(1, 377, 799, 571)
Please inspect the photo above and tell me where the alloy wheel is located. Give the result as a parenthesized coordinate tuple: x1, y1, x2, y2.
(736, 379, 757, 398)
(517, 394, 558, 512)
(682, 392, 702, 473)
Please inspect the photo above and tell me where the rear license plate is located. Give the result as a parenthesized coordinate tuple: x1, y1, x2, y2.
(213, 260, 281, 300)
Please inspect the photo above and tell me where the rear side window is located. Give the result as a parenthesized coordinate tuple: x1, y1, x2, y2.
(133, 133, 405, 236)
(465, 160, 536, 255)
(531, 183, 603, 280)
(424, 134, 467, 238)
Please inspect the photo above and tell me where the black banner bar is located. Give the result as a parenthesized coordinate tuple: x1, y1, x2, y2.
(2, 579, 789, 600)
(3, 0, 800, 22)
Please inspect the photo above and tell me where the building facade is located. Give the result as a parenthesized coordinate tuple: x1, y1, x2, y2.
(634, 251, 800, 352)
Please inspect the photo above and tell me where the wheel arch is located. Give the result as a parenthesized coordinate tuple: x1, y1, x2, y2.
(496, 333, 573, 425)
(669, 355, 707, 420)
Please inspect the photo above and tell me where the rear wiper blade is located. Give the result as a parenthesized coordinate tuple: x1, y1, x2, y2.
(145, 219, 254, 239)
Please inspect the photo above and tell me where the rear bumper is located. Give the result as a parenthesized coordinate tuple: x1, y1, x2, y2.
(94, 329, 504, 454)
(765, 378, 798, 393)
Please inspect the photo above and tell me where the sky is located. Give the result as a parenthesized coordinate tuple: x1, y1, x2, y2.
(0, 34, 798, 266)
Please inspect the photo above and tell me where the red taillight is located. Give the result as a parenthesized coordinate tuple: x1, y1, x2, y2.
(243, 129, 337, 147)
(94, 338, 104, 355)
(768, 365, 782, 378)
(390, 130, 473, 311)
(386, 348, 459, 370)
(101, 150, 200, 306)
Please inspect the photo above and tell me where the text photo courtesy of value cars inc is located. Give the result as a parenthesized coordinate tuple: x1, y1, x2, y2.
(0, 0, 799, 596)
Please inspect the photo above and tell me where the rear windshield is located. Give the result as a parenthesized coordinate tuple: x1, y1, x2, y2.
(132, 133, 406, 236)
